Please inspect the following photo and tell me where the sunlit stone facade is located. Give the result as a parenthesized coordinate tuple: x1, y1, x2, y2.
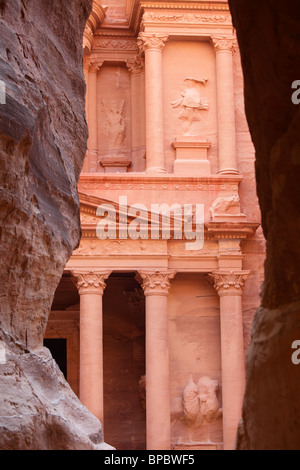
(45, 0, 265, 451)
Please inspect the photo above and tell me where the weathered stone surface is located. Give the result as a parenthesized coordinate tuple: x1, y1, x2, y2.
(229, 0, 300, 449)
(0, 0, 111, 449)
(229, 0, 300, 310)
(0, 336, 112, 450)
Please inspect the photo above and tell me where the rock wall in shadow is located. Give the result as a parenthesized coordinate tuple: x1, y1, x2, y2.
(229, 0, 300, 450)
(0, 0, 111, 449)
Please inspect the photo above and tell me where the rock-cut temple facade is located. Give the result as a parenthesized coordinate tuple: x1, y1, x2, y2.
(44, 0, 265, 451)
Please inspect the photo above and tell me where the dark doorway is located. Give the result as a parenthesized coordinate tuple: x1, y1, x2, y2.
(44, 338, 67, 379)
(103, 272, 146, 450)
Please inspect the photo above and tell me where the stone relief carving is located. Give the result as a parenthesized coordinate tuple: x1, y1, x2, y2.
(211, 36, 237, 53)
(210, 194, 240, 216)
(142, 12, 232, 25)
(100, 99, 126, 149)
(171, 78, 209, 136)
(137, 33, 169, 52)
(95, 38, 139, 51)
(208, 271, 250, 297)
(139, 271, 176, 296)
(182, 375, 222, 426)
(126, 55, 144, 75)
(72, 271, 111, 295)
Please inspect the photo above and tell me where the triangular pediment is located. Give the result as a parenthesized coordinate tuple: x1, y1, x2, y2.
(79, 191, 259, 241)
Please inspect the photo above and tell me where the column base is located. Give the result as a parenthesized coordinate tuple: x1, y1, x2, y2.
(172, 137, 211, 176)
(174, 159, 211, 176)
(146, 167, 167, 174)
(100, 159, 132, 173)
(217, 168, 239, 175)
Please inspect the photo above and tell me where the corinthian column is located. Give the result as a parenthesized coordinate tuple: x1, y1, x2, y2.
(209, 270, 250, 450)
(138, 33, 169, 173)
(72, 270, 111, 425)
(139, 270, 176, 450)
(211, 36, 238, 175)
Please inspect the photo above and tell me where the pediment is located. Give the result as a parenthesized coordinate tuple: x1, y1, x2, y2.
(79, 191, 259, 241)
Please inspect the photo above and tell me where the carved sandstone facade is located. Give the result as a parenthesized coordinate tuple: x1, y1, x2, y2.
(44, 0, 265, 451)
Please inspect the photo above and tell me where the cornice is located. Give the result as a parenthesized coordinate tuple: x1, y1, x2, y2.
(95, 1, 231, 36)
(79, 173, 243, 185)
(134, 0, 231, 33)
(79, 222, 259, 241)
(138, 1, 230, 12)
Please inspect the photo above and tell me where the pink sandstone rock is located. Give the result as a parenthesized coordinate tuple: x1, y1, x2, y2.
(0, 0, 111, 450)
(229, 0, 300, 450)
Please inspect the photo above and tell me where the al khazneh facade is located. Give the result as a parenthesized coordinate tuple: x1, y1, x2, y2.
(44, 0, 265, 451)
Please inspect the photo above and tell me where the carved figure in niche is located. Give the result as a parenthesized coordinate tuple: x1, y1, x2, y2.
(210, 194, 240, 216)
(101, 98, 126, 149)
(182, 375, 222, 426)
(171, 78, 209, 136)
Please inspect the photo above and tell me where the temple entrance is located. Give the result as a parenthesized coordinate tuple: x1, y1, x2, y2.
(103, 272, 146, 450)
(43, 338, 67, 379)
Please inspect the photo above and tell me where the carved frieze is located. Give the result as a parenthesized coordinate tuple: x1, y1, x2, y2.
(73, 238, 167, 255)
(94, 38, 139, 52)
(142, 11, 232, 26)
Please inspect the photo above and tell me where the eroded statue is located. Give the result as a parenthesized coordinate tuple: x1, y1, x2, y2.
(182, 375, 222, 426)
(171, 78, 209, 136)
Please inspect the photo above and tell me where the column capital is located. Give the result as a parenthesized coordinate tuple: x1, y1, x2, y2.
(139, 270, 176, 296)
(137, 33, 169, 53)
(126, 55, 145, 75)
(72, 270, 111, 295)
(88, 59, 104, 73)
(211, 35, 237, 53)
(208, 270, 250, 297)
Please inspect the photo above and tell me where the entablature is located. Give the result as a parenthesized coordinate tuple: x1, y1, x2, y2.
(94, 0, 233, 38)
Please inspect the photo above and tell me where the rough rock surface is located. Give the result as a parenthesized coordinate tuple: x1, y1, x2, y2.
(0, 0, 111, 449)
(229, 0, 300, 449)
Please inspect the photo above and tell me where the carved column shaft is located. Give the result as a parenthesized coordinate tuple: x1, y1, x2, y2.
(138, 33, 169, 173)
(209, 270, 250, 450)
(140, 270, 176, 450)
(212, 36, 238, 175)
(126, 56, 145, 158)
(72, 270, 111, 426)
(87, 61, 103, 172)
